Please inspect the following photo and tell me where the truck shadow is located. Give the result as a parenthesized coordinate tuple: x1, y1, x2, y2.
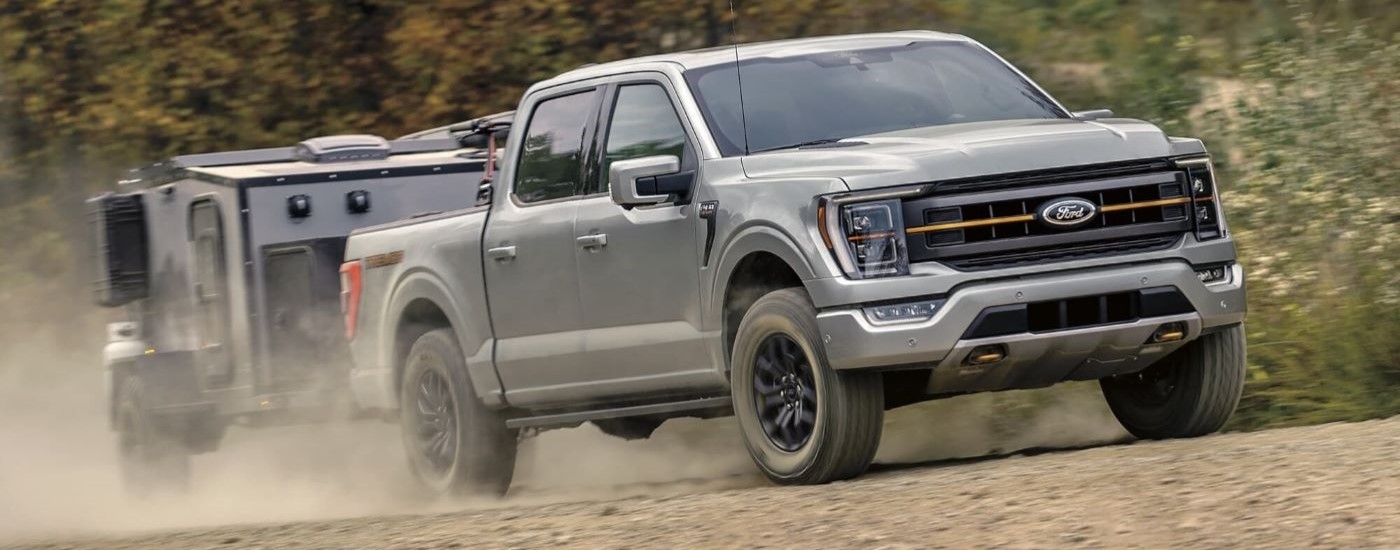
(869, 435, 1137, 475)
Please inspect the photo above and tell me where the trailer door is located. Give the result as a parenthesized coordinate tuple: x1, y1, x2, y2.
(190, 199, 234, 387)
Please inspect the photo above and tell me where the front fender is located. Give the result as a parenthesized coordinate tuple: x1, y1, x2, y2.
(705, 223, 821, 332)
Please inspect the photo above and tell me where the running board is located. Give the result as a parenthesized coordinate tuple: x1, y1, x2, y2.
(505, 396, 732, 430)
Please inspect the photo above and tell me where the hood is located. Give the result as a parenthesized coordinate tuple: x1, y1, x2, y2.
(738, 118, 1175, 190)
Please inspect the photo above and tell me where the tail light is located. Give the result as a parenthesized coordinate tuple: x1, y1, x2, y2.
(339, 260, 363, 341)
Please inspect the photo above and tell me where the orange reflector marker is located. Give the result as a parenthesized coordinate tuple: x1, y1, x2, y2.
(817, 205, 832, 248)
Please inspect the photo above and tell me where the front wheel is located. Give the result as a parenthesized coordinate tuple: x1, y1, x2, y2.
(400, 328, 516, 497)
(1101, 325, 1246, 439)
(731, 288, 884, 485)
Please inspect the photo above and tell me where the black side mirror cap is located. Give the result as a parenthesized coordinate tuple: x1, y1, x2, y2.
(654, 170, 697, 204)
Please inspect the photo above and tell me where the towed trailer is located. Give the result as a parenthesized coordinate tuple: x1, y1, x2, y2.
(90, 116, 510, 493)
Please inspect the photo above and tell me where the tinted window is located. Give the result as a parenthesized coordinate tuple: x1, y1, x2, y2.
(686, 41, 1067, 155)
(514, 90, 597, 203)
(603, 84, 688, 190)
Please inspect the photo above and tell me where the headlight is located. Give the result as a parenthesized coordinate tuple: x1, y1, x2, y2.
(1176, 157, 1228, 240)
(821, 198, 910, 278)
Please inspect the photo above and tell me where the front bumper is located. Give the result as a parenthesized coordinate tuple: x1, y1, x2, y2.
(814, 261, 1245, 394)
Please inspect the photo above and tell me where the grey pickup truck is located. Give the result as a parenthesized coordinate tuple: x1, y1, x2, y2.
(343, 31, 1247, 495)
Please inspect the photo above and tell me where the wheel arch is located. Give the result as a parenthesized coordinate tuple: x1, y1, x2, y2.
(382, 270, 500, 408)
(711, 225, 816, 374)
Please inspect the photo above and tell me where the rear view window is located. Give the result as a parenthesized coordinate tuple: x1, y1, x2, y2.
(514, 90, 597, 203)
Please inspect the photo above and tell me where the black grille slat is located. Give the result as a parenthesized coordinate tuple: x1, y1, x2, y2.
(942, 235, 1181, 271)
(927, 230, 964, 246)
(925, 207, 961, 224)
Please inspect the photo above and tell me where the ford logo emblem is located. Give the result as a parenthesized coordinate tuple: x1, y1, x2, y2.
(1037, 197, 1098, 229)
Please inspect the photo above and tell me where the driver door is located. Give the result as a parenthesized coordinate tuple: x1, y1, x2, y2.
(570, 76, 714, 401)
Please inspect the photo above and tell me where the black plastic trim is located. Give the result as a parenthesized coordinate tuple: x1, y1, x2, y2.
(961, 286, 1195, 339)
(912, 220, 1188, 262)
(941, 235, 1182, 271)
(925, 159, 1174, 196)
(1139, 286, 1195, 317)
(505, 396, 732, 429)
(962, 305, 1030, 339)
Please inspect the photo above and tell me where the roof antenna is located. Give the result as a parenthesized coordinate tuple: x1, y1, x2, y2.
(729, 0, 750, 155)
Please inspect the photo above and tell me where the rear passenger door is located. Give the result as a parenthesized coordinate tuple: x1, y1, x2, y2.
(483, 84, 603, 407)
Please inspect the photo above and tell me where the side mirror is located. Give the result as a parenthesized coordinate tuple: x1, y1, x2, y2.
(609, 155, 680, 207)
(1072, 109, 1115, 121)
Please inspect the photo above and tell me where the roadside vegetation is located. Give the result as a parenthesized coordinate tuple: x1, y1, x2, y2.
(0, 0, 1394, 429)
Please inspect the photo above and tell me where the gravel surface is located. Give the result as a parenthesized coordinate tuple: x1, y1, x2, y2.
(7, 416, 1398, 550)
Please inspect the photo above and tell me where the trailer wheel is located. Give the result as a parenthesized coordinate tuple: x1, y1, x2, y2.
(731, 288, 884, 485)
(115, 375, 191, 497)
(400, 328, 516, 497)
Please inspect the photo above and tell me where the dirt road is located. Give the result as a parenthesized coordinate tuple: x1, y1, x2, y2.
(6, 416, 1397, 550)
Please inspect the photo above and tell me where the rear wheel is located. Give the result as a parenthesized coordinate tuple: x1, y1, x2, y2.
(731, 288, 884, 485)
(1101, 325, 1246, 439)
(115, 375, 191, 497)
(400, 328, 516, 497)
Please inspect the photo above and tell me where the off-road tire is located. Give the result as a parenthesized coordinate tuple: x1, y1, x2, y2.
(400, 328, 516, 497)
(1101, 324, 1246, 439)
(731, 288, 884, 485)
(115, 375, 192, 497)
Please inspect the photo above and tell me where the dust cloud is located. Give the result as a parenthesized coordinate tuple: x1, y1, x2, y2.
(0, 320, 1126, 542)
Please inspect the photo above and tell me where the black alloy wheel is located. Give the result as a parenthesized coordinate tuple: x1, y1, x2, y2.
(753, 334, 818, 452)
(415, 368, 459, 477)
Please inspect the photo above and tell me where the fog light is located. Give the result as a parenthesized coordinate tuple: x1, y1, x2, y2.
(1196, 264, 1230, 284)
(965, 344, 1006, 366)
(863, 299, 944, 325)
(1149, 322, 1187, 343)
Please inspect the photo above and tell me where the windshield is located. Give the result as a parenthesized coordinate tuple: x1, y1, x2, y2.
(685, 41, 1068, 156)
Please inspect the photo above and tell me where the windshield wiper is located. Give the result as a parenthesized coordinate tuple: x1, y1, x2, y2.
(751, 138, 863, 154)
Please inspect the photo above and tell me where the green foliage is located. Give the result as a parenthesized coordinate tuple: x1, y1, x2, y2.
(1214, 20, 1400, 428)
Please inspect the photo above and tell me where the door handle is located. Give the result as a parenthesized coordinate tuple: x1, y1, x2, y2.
(486, 245, 517, 260)
(575, 233, 608, 249)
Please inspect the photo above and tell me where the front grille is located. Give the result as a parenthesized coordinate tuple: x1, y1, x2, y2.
(917, 179, 1186, 246)
(902, 165, 1194, 268)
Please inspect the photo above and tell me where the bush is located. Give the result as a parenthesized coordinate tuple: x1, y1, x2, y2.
(1215, 19, 1400, 428)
